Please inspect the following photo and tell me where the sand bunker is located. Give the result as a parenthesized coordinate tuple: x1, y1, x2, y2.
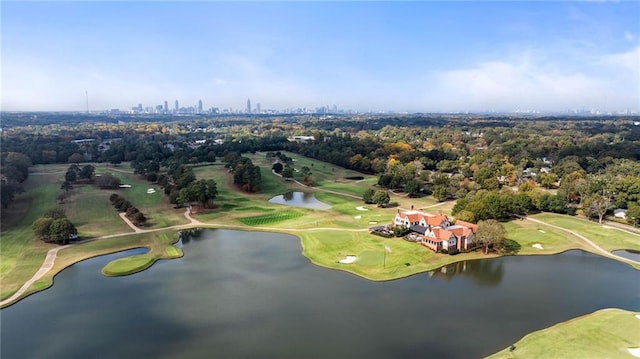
(339, 255, 357, 264)
(119, 184, 132, 188)
(538, 229, 546, 233)
(355, 206, 368, 211)
(635, 314, 640, 319)
(532, 243, 544, 250)
(628, 348, 640, 357)
(354, 215, 362, 219)
(147, 188, 156, 194)
(369, 221, 378, 224)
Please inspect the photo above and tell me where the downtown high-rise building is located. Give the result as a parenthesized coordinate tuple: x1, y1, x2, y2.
(175, 100, 179, 112)
(246, 98, 251, 114)
(164, 101, 168, 112)
(198, 99, 203, 113)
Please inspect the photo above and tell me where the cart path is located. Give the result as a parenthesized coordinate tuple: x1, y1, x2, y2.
(0, 245, 71, 307)
(524, 216, 640, 267)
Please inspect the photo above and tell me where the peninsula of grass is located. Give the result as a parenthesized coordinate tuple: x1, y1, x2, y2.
(101, 231, 184, 276)
(102, 253, 156, 276)
(486, 308, 640, 358)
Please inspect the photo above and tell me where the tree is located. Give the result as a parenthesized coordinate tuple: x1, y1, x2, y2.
(432, 185, 448, 202)
(272, 162, 283, 174)
(627, 202, 640, 227)
(475, 219, 506, 254)
(65, 170, 77, 183)
(538, 173, 558, 189)
(79, 165, 95, 179)
(363, 188, 376, 204)
(405, 180, 421, 198)
(32, 217, 54, 240)
(49, 218, 78, 244)
(130, 212, 146, 225)
(301, 166, 311, 176)
(282, 165, 294, 180)
(1, 180, 24, 208)
(178, 179, 218, 208)
(95, 174, 121, 189)
(583, 194, 611, 224)
(372, 190, 390, 207)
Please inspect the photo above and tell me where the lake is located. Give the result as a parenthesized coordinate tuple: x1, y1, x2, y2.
(268, 191, 331, 210)
(2, 229, 639, 358)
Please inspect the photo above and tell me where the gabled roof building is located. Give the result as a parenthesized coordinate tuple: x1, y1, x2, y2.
(393, 209, 477, 253)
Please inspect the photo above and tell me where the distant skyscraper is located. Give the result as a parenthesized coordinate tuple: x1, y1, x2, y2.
(246, 98, 251, 114)
(198, 99, 203, 113)
(256, 103, 261, 113)
(175, 100, 179, 112)
(164, 101, 168, 112)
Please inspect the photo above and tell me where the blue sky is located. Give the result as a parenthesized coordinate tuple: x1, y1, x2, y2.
(2, 1, 639, 113)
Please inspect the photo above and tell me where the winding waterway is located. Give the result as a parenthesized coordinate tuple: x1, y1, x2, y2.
(2, 229, 639, 358)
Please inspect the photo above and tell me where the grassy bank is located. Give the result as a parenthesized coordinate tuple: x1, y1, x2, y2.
(486, 308, 640, 358)
(101, 231, 183, 276)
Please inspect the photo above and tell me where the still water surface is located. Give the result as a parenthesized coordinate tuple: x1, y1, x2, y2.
(268, 191, 331, 210)
(2, 229, 639, 358)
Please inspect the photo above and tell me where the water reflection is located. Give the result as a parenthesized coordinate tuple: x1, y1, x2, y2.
(428, 259, 505, 286)
(2, 231, 638, 359)
(268, 191, 331, 210)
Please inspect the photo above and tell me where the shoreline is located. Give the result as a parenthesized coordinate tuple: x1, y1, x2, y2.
(2, 222, 639, 309)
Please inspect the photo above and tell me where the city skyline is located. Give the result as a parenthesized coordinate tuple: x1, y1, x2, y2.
(2, 2, 639, 113)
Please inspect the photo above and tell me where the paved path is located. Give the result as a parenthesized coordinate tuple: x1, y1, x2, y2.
(524, 216, 640, 267)
(119, 213, 145, 233)
(0, 245, 70, 307)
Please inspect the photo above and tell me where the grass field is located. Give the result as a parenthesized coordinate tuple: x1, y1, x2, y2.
(486, 308, 640, 358)
(0, 170, 61, 300)
(237, 210, 304, 226)
(531, 213, 640, 252)
(95, 166, 188, 228)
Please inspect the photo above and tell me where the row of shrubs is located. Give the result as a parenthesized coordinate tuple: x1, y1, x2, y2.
(109, 193, 147, 226)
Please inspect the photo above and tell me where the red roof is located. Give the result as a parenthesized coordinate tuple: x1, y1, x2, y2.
(454, 220, 478, 231)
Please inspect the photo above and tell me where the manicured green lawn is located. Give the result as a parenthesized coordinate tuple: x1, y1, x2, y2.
(503, 219, 585, 255)
(0, 172, 60, 300)
(486, 308, 640, 359)
(299, 230, 500, 281)
(95, 166, 188, 227)
(237, 210, 304, 226)
(102, 253, 156, 276)
(531, 213, 640, 252)
(64, 185, 132, 237)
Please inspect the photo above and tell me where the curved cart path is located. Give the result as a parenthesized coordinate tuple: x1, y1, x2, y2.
(0, 245, 71, 307)
(524, 216, 640, 267)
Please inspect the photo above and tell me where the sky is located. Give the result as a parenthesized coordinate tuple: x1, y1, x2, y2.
(2, 1, 639, 113)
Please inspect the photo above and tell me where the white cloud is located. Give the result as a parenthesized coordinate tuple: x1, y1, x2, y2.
(423, 48, 639, 113)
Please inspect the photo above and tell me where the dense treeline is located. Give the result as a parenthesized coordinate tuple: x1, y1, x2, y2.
(2, 114, 639, 226)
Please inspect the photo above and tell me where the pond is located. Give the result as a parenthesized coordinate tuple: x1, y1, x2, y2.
(613, 249, 640, 262)
(2, 229, 639, 358)
(268, 191, 331, 210)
